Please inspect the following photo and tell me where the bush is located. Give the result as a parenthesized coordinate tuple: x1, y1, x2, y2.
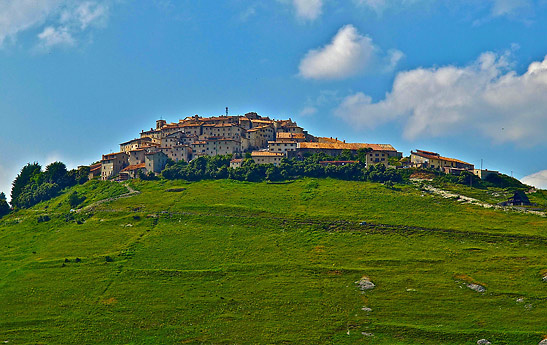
(68, 191, 86, 208)
(37, 215, 50, 223)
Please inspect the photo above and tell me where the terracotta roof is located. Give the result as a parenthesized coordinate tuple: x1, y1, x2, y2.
(317, 137, 344, 144)
(298, 142, 397, 151)
(205, 138, 238, 142)
(251, 119, 274, 124)
(251, 151, 285, 157)
(268, 140, 296, 144)
(121, 163, 145, 172)
(416, 149, 438, 156)
(120, 137, 152, 146)
(102, 152, 127, 160)
(230, 159, 243, 163)
(277, 132, 305, 139)
(90, 165, 102, 172)
(411, 150, 472, 165)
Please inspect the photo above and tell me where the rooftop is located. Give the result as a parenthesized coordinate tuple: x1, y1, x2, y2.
(298, 142, 397, 151)
(121, 163, 145, 172)
(251, 151, 285, 157)
(411, 150, 472, 165)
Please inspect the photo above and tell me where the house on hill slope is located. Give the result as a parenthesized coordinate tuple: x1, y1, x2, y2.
(411, 150, 474, 172)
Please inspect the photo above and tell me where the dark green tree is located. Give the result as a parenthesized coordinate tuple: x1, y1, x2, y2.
(0, 192, 10, 218)
(11, 162, 41, 208)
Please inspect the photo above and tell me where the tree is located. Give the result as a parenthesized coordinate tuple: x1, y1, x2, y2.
(11, 163, 41, 208)
(357, 148, 372, 164)
(0, 192, 10, 218)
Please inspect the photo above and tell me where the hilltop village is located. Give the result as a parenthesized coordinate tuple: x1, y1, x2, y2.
(90, 112, 497, 181)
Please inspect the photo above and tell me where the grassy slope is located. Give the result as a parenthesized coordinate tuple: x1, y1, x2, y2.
(0, 178, 546, 344)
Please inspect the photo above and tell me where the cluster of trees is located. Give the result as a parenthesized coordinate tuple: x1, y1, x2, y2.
(162, 152, 406, 184)
(435, 169, 526, 190)
(9, 162, 89, 210)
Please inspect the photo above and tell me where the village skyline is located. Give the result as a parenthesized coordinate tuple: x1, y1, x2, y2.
(1, 1, 547, 195)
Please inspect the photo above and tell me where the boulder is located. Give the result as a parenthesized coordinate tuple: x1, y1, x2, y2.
(361, 307, 372, 312)
(538, 339, 547, 345)
(355, 276, 375, 291)
(467, 283, 486, 293)
(477, 339, 491, 345)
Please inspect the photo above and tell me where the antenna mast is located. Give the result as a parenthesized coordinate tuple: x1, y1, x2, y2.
(226, 107, 229, 117)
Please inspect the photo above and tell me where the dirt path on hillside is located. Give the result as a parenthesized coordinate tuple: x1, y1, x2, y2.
(77, 183, 140, 213)
(415, 182, 546, 217)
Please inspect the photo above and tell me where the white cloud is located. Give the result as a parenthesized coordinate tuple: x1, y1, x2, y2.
(293, 0, 323, 21)
(299, 106, 318, 116)
(0, 0, 109, 49)
(353, 0, 430, 13)
(335, 51, 547, 146)
(37, 2, 108, 49)
(521, 170, 547, 190)
(61, 1, 108, 30)
(0, 164, 12, 202)
(299, 25, 402, 80)
(0, 0, 64, 45)
(37, 26, 74, 47)
(490, 0, 531, 17)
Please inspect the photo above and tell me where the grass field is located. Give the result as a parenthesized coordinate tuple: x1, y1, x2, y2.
(0, 178, 546, 344)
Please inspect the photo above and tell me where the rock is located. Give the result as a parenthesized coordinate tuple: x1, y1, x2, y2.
(538, 339, 547, 345)
(361, 307, 372, 312)
(355, 276, 375, 291)
(542, 275, 547, 282)
(477, 339, 491, 345)
(361, 332, 374, 337)
(516, 297, 524, 303)
(467, 283, 486, 293)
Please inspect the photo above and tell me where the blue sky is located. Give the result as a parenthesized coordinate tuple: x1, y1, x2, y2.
(1, 0, 547, 197)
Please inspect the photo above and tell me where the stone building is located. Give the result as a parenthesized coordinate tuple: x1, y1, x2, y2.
(101, 152, 129, 180)
(251, 151, 284, 166)
(145, 151, 168, 174)
(410, 150, 474, 171)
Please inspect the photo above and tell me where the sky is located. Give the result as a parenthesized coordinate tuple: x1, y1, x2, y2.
(1, 0, 547, 198)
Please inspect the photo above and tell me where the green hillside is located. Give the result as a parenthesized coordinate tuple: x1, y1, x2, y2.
(0, 178, 546, 344)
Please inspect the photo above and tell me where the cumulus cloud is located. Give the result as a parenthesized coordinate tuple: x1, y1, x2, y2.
(490, 0, 532, 17)
(37, 26, 74, 47)
(37, 1, 109, 49)
(299, 25, 402, 80)
(0, 0, 109, 49)
(353, 0, 430, 13)
(0, 0, 63, 45)
(0, 164, 12, 201)
(293, 0, 323, 21)
(335, 51, 547, 145)
(61, 1, 108, 30)
(521, 170, 547, 190)
(299, 106, 318, 116)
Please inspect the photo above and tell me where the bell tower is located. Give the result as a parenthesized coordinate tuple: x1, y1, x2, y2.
(156, 119, 166, 129)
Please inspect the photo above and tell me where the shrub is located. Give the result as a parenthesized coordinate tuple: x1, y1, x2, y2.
(68, 191, 86, 208)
